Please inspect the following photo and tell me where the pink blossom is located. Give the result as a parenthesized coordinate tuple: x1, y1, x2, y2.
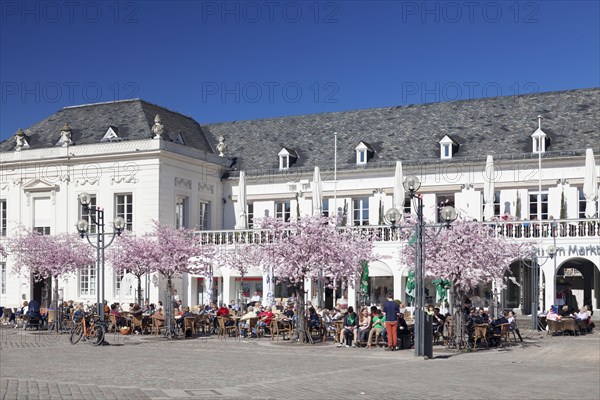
(8, 230, 94, 281)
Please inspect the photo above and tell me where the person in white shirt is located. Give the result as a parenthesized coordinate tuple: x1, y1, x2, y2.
(250, 292, 261, 302)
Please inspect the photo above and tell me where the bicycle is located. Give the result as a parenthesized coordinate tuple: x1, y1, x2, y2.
(69, 313, 105, 346)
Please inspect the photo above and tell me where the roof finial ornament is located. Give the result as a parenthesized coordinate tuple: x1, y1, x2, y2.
(15, 128, 29, 151)
(56, 123, 73, 147)
(216, 135, 227, 157)
(151, 114, 164, 139)
(538, 115, 542, 130)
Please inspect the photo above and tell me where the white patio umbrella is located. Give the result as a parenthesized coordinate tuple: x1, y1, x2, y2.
(312, 166, 323, 216)
(265, 264, 275, 307)
(584, 148, 598, 218)
(238, 171, 247, 229)
(203, 269, 213, 306)
(393, 161, 405, 217)
(483, 155, 495, 220)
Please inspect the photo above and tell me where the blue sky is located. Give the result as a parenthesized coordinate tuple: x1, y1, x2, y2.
(1, 0, 599, 142)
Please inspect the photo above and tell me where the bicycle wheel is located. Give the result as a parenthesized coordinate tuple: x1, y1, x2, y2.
(69, 323, 83, 345)
(89, 324, 105, 346)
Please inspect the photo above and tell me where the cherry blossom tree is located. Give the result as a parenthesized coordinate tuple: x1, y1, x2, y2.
(107, 233, 157, 305)
(0, 243, 6, 258)
(258, 215, 377, 342)
(142, 222, 214, 335)
(8, 230, 94, 308)
(401, 218, 534, 348)
(213, 242, 269, 307)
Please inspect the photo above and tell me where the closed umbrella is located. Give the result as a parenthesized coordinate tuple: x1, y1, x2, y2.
(238, 171, 247, 229)
(393, 161, 405, 217)
(360, 262, 369, 305)
(584, 149, 598, 218)
(405, 271, 415, 305)
(312, 166, 323, 216)
(483, 155, 495, 220)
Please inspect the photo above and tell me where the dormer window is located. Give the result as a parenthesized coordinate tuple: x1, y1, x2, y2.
(439, 135, 459, 159)
(531, 115, 549, 153)
(101, 126, 121, 142)
(172, 133, 185, 145)
(278, 147, 298, 170)
(355, 141, 375, 165)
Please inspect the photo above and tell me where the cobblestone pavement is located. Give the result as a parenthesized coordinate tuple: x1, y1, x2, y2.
(1, 326, 598, 400)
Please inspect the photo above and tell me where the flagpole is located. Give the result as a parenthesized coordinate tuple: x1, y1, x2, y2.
(334, 132, 338, 224)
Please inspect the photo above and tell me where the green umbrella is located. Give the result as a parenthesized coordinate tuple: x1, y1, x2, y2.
(360, 262, 369, 304)
(405, 270, 416, 304)
(432, 279, 452, 303)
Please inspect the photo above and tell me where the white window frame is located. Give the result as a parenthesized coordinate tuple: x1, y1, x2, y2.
(175, 196, 188, 228)
(578, 189, 587, 218)
(275, 201, 291, 222)
(278, 148, 292, 170)
(355, 142, 370, 165)
(352, 197, 370, 226)
(439, 136, 455, 159)
(247, 202, 254, 228)
(529, 191, 549, 220)
(115, 193, 133, 231)
(79, 265, 96, 296)
(199, 201, 211, 230)
(531, 128, 547, 153)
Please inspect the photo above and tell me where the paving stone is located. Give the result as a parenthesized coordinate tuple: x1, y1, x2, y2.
(0, 326, 598, 399)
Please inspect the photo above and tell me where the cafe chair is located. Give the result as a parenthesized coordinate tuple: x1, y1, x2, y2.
(217, 316, 237, 340)
(473, 324, 489, 349)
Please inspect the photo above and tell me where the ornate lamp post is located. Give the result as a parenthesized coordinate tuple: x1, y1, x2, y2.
(387, 175, 457, 358)
(76, 192, 125, 321)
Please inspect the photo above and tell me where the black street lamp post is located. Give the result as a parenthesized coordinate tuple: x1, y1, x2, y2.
(386, 175, 457, 358)
(76, 192, 125, 321)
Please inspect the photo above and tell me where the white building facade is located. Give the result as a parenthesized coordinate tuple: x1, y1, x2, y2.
(1, 89, 599, 314)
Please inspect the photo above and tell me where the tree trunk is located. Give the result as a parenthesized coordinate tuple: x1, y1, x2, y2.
(53, 276, 60, 332)
(295, 282, 310, 343)
(450, 285, 468, 350)
(136, 274, 143, 305)
(165, 276, 174, 337)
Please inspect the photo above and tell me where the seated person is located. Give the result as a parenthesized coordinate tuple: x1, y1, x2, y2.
(321, 309, 334, 333)
(258, 306, 276, 332)
(27, 299, 41, 319)
(307, 307, 321, 336)
(367, 309, 385, 348)
(357, 307, 371, 345)
(151, 308, 165, 321)
(109, 303, 124, 327)
(250, 291, 261, 303)
(507, 310, 523, 342)
(217, 304, 230, 317)
(177, 306, 196, 336)
(274, 301, 284, 312)
(239, 306, 257, 337)
(489, 312, 509, 346)
(546, 306, 562, 321)
(283, 304, 295, 319)
(337, 306, 358, 347)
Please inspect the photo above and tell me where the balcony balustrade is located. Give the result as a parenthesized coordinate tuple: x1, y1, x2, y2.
(194, 218, 600, 246)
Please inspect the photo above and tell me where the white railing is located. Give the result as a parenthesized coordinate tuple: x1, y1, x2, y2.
(194, 218, 600, 245)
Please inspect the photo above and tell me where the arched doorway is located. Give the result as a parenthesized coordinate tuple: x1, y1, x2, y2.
(502, 259, 539, 314)
(555, 258, 599, 311)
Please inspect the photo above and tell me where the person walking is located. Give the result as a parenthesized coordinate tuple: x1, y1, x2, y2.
(383, 292, 399, 351)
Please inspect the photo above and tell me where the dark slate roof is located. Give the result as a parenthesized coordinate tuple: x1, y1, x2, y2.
(202, 88, 600, 173)
(0, 99, 214, 153)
